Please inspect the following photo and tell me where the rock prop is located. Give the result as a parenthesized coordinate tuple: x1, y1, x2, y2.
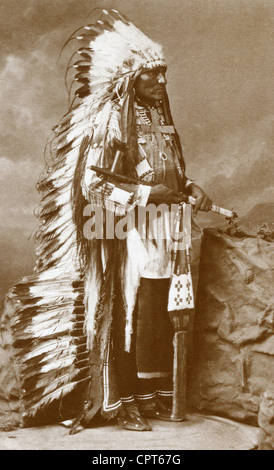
(0, 298, 23, 430)
(258, 390, 274, 450)
(190, 225, 274, 426)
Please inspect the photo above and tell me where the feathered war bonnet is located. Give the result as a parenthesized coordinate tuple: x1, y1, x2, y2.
(67, 8, 166, 117)
(65, 8, 167, 180)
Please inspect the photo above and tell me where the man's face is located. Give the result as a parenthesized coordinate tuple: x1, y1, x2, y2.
(134, 66, 167, 104)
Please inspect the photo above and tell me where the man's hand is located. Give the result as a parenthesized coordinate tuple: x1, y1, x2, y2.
(188, 183, 212, 214)
(148, 184, 184, 205)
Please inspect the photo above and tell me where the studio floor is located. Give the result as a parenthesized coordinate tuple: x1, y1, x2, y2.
(0, 413, 259, 451)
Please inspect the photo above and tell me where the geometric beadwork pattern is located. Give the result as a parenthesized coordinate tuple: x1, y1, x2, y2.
(168, 273, 194, 311)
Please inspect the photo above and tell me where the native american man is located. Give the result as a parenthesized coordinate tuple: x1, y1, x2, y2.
(4, 10, 211, 432)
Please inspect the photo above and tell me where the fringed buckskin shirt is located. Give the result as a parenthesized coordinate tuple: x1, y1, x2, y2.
(133, 99, 186, 279)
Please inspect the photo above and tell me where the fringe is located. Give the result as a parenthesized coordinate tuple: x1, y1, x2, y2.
(83, 245, 103, 351)
(122, 228, 148, 352)
(81, 191, 129, 217)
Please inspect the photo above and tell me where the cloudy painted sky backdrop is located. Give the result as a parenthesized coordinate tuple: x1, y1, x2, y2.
(0, 0, 273, 298)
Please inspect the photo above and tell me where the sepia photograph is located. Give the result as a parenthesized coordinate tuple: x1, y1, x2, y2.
(0, 0, 273, 453)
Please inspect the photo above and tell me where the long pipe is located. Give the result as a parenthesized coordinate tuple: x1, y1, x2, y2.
(90, 165, 238, 219)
